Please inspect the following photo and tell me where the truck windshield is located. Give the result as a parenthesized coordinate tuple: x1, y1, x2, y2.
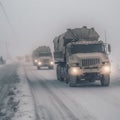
(39, 52, 52, 57)
(71, 44, 105, 54)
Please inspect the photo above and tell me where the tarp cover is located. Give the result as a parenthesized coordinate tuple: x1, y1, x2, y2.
(64, 27, 99, 41)
(53, 27, 99, 51)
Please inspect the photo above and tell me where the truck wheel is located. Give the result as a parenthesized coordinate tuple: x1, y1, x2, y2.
(101, 74, 110, 86)
(57, 65, 63, 81)
(69, 75, 77, 87)
(57, 65, 61, 81)
(64, 67, 69, 84)
(59, 65, 64, 81)
(37, 66, 40, 70)
(64, 73, 69, 84)
(57, 65, 59, 80)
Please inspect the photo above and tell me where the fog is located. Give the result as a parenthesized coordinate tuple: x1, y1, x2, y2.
(0, 0, 120, 60)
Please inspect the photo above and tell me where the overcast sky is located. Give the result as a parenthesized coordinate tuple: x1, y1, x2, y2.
(0, 0, 120, 59)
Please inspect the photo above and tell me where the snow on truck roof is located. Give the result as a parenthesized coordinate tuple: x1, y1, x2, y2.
(34, 46, 51, 52)
(53, 26, 100, 43)
(68, 40, 104, 45)
(32, 46, 51, 57)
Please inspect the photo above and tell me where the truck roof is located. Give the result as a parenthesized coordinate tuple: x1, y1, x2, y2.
(68, 40, 104, 45)
(53, 26, 100, 43)
(33, 46, 51, 52)
(32, 46, 51, 57)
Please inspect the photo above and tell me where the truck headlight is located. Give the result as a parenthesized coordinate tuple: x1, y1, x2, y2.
(35, 59, 38, 63)
(50, 61, 54, 65)
(38, 61, 42, 65)
(69, 67, 82, 76)
(102, 65, 111, 74)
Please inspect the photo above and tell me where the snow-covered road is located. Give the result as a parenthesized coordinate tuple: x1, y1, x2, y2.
(0, 63, 120, 120)
(24, 64, 120, 120)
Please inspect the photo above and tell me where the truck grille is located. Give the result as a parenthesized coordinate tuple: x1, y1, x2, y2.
(82, 58, 100, 67)
(43, 59, 49, 63)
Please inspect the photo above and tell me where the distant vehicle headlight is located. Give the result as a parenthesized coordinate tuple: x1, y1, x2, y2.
(50, 61, 54, 65)
(102, 65, 111, 74)
(38, 61, 42, 65)
(69, 67, 82, 76)
(35, 59, 38, 63)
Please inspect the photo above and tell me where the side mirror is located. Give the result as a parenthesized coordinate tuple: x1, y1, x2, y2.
(108, 44, 111, 53)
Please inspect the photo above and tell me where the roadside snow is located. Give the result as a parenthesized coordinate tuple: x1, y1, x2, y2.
(12, 66, 36, 120)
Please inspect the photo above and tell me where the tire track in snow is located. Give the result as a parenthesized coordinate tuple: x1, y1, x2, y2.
(24, 66, 54, 120)
(34, 71, 97, 120)
(29, 81, 54, 120)
(24, 66, 79, 120)
(24, 65, 97, 120)
(37, 79, 79, 120)
(23, 66, 40, 120)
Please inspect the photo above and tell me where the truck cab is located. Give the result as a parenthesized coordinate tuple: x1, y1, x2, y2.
(66, 41, 111, 86)
(37, 52, 54, 70)
(32, 46, 54, 70)
(53, 27, 111, 87)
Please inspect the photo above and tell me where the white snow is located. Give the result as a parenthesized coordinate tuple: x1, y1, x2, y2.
(111, 60, 120, 79)
(11, 62, 120, 120)
(29, 64, 120, 120)
(12, 66, 36, 120)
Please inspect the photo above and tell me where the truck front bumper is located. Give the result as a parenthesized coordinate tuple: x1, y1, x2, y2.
(69, 65, 111, 76)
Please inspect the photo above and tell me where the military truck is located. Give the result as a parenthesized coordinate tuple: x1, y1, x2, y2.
(32, 46, 54, 70)
(53, 26, 111, 87)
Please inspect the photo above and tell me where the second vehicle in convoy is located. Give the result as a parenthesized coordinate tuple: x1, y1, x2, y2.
(32, 46, 54, 70)
(53, 26, 111, 87)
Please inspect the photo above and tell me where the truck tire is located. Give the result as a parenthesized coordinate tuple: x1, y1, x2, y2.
(56, 65, 59, 80)
(101, 74, 110, 86)
(59, 66, 64, 81)
(57, 65, 63, 81)
(64, 73, 69, 84)
(57, 65, 61, 81)
(64, 67, 69, 84)
(69, 75, 77, 87)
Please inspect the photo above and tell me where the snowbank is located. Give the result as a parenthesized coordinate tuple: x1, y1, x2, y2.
(12, 66, 35, 120)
